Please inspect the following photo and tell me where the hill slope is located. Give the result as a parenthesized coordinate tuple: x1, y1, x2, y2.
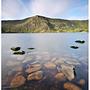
(2, 15, 88, 33)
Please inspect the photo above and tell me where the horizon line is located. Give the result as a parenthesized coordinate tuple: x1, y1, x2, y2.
(1, 15, 88, 21)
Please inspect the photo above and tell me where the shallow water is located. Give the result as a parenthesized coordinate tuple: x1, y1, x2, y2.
(2, 33, 88, 90)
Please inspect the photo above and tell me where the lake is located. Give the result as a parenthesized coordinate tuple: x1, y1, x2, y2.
(2, 33, 88, 90)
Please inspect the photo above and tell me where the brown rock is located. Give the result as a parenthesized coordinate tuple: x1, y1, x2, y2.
(44, 62, 56, 69)
(10, 75, 26, 88)
(64, 82, 81, 90)
(25, 64, 41, 73)
(27, 71, 43, 80)
(79, 79, 85, 86)
(55, 72, 65, 81)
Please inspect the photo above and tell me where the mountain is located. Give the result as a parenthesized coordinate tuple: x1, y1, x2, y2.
(2, 15, 88, 33)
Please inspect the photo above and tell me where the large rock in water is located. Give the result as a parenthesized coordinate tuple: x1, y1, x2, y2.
(64, 82, 81, 90)
(11, 47, 21, 51)
(61, 64, 75, 81)
(44, 62, 56, 69)
(27, 71, 43, 80)
(10, 75, 26, 88)
(25, 64, 41, 73)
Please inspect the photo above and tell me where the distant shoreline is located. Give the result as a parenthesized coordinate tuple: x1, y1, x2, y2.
(2, 15, 88, 33)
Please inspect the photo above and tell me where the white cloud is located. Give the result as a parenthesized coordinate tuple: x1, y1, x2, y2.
(1, 0, 30, 20)
(2, 0, 21, 20)
(30, 0, 71, 17)
(1, 0, 88, 20)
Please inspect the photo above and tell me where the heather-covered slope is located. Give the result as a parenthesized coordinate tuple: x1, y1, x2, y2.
(2, 15, 88, 33)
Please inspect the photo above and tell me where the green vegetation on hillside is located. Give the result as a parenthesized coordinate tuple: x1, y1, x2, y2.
(2, 15, 88, 33)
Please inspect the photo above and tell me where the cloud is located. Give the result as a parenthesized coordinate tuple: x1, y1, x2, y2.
(1, 0, 30, 20)
(2, 0, 21, 20)
(30, 0, 71, 17)
(1, 0, 88, 20)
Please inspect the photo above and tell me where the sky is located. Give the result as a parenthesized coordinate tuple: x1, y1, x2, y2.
(1, 0, 88, 20)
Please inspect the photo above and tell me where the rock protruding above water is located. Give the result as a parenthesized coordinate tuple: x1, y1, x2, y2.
(10, 75, 26, 88)
(11, 47, 21, 51)
(13, 51, 25, 55)
(55, 72, 65, 81)
(27, 71, 43, 80)
(70, 46, 79, 49)
(28, 48, 35, 50)
(64, 82, 81, 90)
(25, 64, 41, 74)
(61, 64, 75, 81)
(44, 62, 56, 69)
(75, 40, 85, 44)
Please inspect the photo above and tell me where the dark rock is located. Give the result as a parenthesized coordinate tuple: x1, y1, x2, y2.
(11, 47, 21, 51)
(13, 51, 25, 55)
(70, 46, 79, 49)
(28, 48, 35, 50)
(75, 40, 85, 44)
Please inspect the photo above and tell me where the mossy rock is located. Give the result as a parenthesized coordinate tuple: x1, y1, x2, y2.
(11, 47, 21, 51)
(13, 51, 25, 55)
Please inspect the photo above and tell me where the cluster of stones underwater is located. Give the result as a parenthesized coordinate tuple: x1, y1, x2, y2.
(2, 51, 87, 90)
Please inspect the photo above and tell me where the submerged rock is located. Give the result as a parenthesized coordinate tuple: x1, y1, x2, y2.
(70, 46, 79, 49)
(13, 51, 25, 55)
(75, 40, 85, 44)
(55, 72, 65, 81)
(64, 82, 81, 90)
(61, 64, 75, 81)
(44, 62, 56, 69)
(27, 71, 43, 80)
(10, 75, 26, 88)
(25, 64, 41, 73)
(78, 79, 85, 86)
(11, 47, 21, 51)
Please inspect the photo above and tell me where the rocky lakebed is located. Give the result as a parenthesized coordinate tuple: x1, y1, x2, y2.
(2, 49, 87, 90)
